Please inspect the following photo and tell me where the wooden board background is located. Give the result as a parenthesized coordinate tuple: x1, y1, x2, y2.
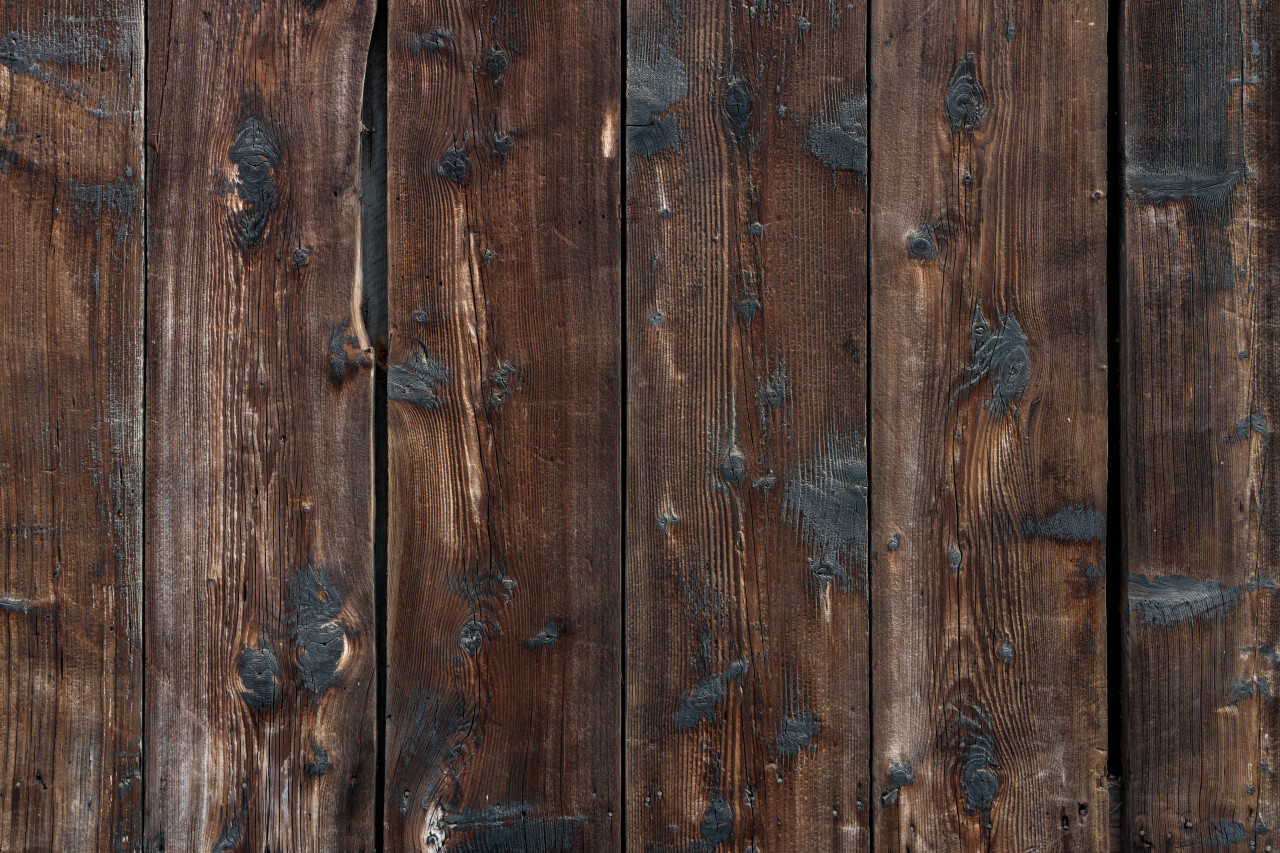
(625, 1, 870, 851)
(0, 0, 1278, 849)
(0, 0, 144, 850)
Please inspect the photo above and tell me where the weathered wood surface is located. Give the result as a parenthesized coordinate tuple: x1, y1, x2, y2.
(868, 0, 1109, 849)
(383, 0, 622, 849)
(0, 0, 144, 850)
(144, 0, 377, 846)
(1122, 0, 1280, 845)
(625, 1, 870, 850)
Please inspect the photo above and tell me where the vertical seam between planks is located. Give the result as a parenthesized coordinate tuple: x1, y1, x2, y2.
(1105, 0, 1126, 843)
(864, 0, 876, 847)
(140, 0, 149, 842)
(619, 0, 629, 842)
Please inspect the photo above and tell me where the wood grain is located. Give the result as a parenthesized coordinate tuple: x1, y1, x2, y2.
(0, 0, 144, 849)
(868, 0, 1109, 850)
(144, 0, 377, 847)
(625, 1, 871, 850)
(383, 0, 621, 849)
(1121, 0, 1280, 844)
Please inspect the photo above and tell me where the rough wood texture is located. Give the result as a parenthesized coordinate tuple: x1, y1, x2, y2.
(145, 0, 377, 846)
(0, 0, 144, 849)
(383, 0, 621, 849)
(868, 0, 1109, 849)
(625, 2, 870, 850)
(1122, 0, 1280, 844)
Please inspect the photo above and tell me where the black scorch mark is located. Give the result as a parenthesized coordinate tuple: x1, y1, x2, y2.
(945, 53, 987, 134)
(888, 533, 901, 551)
(458, 620, 486, 654)
(806, 98, 867, 175)
(287, 562, 347, 699)
(237, 635, 282, 708)
(950, 301, 1030, 419)
(880, 760, 915, 806)
(701, 796, 734, 847)
(487, 361, 518, 410)
(307, 743, 332, 777)
(736, 294, 761, 322)
(328, 321, 373, 382)
(388, 342, 451, 410)
(525, 619, 565, 649)
(951, 705, 998, 827)
(66, 178, 138, 247)
(775, 712, 819, 756)
(718, 447, 747, 488)
(907, 223, 938, 260)
(437, 144, 471, 185)
(407, 27, 452, 53)
(1228, 677, 1273, 706)
(229, 117, 281, 249)
(675, 659, 748, 729)
(1128, 572, 1275, 626)
(211, 785, 248, 853)
(784, 432, 868, 594)
(483, 47, 510, 79)
(1127, 169, 1245, 207)
(947, 544, 963, 574)
(431, 806, 588, 853)
(724, 80, 752, 137)
(1233, 413, 1272, 443)
(1208, 820, 1248, 848)
(1022, 504, 1105, 543)
(627, 41, 688, 157)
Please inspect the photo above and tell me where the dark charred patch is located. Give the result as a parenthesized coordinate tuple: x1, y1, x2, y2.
(328, 321, 373, 382)
(718, 448, 747, 487)
(724, 80, 752, 137)
(1022, 504, 1105, 543)
(649, 309, 666, 327)
(66, 178, 139, 247)
(805, 98, 867, 175)
(388, 342, 451, 410)
(701, 796, 734, 847)
(1228, 677, 1274, 706)
(1128, 573, 1276, 626)
(434, 806, 588, 852)
(953, 706, 999, 827)
(945, 53, 987, 134)
(487, 361, 519, 410)
(292, 246, 312, 268)
(1233, 413, 1272, 443)
(999, 640, 1014, 663)
(1006, 21, 1015, 40)
(237, 636, 282, 708)
(407, 27, 452, 53)
(0, 597, 33, 613)
(752, 475, 776, 491)
(483, 47, 510, 79)
(287, 562, 347, 699)
(888, 534, 901, 552)
(675, 659, 748, 729)
(1208, 821, 1248, 848)
(947, 545, 963, 574)
(211, 786, 248, 853)
(808, 557, 854, 594)
(657, 512, 679, 533)
(459, 620, 486, 654)
(736, 294, 761, 322)
(951, 301, 1030, 419)
(1127, 169, 1245, 207)
(784, 432, 868, 594)
(756, 366, 789, 427)
(493, 132, 515, 157)
(907, 223, 938, 260)
(306, 743, 332, 777)
(881, 760, 915, 805)
(229, 117, 281, 249)
(628, 41, 688, 157)
(437, 145, 471, 185)
(798, 15, 811, 31)
(526, 619, 565, 649)
(776, 712, 819, 757)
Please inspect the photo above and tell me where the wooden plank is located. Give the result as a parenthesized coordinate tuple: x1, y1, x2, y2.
(625, 2, 870, 850)
(144, 0, 377, 846)
(383, 0, 621, 849)
(0, 0, 144, 849)
(1121, 0, 1280, 844)
(868, 0, 1109, 848)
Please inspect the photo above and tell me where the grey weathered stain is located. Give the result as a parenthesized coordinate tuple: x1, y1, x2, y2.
(1128, 572, 1276, 626)
(1022, 504, 1105, 543)
(627, 41, 688, 157)
(674, 659, 748, 729)
(66, 178, 139, 247)
(287, 563, 347, 698)
(805, 98, 867, 174)
(756, 366, 789, 427)
(228, 117, 281, 248)
(388, 343, 451, 410)
(1207, 820, 1248, 848)
(784, 432, 868, 592)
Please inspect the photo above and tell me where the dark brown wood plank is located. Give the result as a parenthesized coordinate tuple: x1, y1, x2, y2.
(0, 1, 143, 850)
(625, 3, 870, 851)
(1122, 0, 1280, 844)
(383, 0, 621, 849)
(868, 0, 1109, 849)
(144, 0, 377, 846)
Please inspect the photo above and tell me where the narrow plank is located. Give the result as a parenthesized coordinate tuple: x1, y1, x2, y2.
(1122, 0, 1280, 843)
(383, 0, 621, 849)
(868, 0, 1109, 849)
(625, 1, 870, 850)
(145, 0, 377, 846)
(0, 0, 144, 849)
